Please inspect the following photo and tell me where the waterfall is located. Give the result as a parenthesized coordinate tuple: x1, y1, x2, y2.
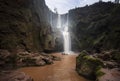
(57, 14, 61, 29)
(62, 14, 71, 54)
(57, 14, 72, 54)
(50, 12, 53, 27)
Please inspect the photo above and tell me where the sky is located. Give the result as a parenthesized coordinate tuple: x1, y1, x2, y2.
(45, 0, 114, 14)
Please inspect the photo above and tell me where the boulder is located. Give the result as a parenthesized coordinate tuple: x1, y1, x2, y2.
(0, 71, 33, 81)
(0, 50, 60, 69)
(76, 50, 120, 80)
(35, 59, 46, 66)
(103, 61, 118, 69)
(52, 56, 61, 61)
(17, 52, 62, 66)
(98, 68, 120, 81)
(97, 53, 111, 61)
(76, 50, 104, 80)
(0, 49, 18, 69)
(42, 57, 53, 64)
(110, 50, 120, 63)
(0, 49, 11, 59)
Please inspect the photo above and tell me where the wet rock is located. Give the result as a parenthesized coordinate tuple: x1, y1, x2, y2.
(103, 61, 118, 69)
(0, 71, 33, 81)
(0, 50, 60, 69)
(76, 50, 104, 80)
(17, 52, 31, 57)
(0, 61, 5, 67)
(35, 59, 46, 66)
(76, 50, 120, 80)
(110, 50, 120, 63)
(16, 52, 62, 66)
(96, 50, 120, 65)
(17, 52, 52, 66)
(98, 68, 120, 81)
(0, 49, 11, 59)
(0, 49, 17, 68)
(52, 56, 61, 61)
(42, 57, 53, 64)
(97, 53, 111, 61)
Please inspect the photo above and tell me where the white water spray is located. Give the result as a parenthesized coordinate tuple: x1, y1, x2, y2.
(63, 27, 71, 54)
(57, 14, 61, 29)
(62, 14, 71, 54)
(50, 12, 53, 27)
(57, 14, 72, 54)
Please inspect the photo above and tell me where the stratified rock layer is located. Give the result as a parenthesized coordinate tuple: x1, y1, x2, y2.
(0, 50, 61, 69)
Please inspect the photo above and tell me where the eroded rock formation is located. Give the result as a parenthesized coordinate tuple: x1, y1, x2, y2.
(0, 0, 61, 80)
(0, 0, 57, 52)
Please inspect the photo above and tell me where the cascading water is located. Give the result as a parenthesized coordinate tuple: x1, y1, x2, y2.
(50, 12, 53, 27)
(62, 14, 71, 54)
(63, 26, 71, 54)
(57, 14, 72, 54)
(57, 14, 61, 29)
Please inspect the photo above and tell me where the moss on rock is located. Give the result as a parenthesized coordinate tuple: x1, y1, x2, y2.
(111, 50, 120, 63)
(95, 69, 105, 78)
(76, 50, 104, 80)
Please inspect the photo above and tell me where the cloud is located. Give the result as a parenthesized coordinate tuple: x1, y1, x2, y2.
(45, 0, 115, 14)
(45, 0, 79, 14)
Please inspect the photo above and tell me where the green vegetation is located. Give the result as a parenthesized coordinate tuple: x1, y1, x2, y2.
(111, 50, 120, 62)
(76, 50, 104, 80)
(95, 70, 105, 77)
(70, 2, 120, 51)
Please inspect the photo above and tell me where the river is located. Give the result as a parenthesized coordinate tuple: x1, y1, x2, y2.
(18, 53, 90, 81)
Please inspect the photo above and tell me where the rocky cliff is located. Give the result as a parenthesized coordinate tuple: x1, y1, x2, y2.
(72, 2, 120, 80)
(69, 2, 120, 52)
(0, 0, 57, 53)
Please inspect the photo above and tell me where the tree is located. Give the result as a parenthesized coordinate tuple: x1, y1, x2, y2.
(54, 8, 58, 14)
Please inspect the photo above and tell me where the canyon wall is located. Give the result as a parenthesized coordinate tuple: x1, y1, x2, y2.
(0, 0, 58, 52)
(69, 2, 120, 52)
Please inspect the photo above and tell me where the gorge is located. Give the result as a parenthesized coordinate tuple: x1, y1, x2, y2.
(0, 0, 120, 81)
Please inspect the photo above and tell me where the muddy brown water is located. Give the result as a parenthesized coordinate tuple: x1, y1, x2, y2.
(18, 53, 90, 81)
